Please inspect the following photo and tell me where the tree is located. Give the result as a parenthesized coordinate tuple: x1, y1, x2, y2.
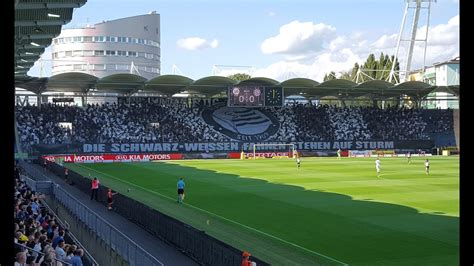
(323, 71, 337, 81)
(228, 73, 251, 82)
(339, 70, 352, 81)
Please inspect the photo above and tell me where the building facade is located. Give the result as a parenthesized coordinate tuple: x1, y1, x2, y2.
(51, 12, 160, 79)
(409, 57, 459, 109)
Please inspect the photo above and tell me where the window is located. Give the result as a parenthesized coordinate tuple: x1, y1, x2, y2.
(93, 36, 105, 42)
(72, 50, 82, 56)
(73, 64, 83, 70)
(116, 64, 129, 70)
(65, 51, 72, 57)
(106, 36, 112, 42)
(94, 50, 104, 56)
(117, 50, 127, 56)
(94, 64, 105, 70)
(83, 36, 93, 42)
(137, 52, 145, 58)
(83, 50, 93, 56)
(128, 51, 137, 57)
(106, 50, 116, 56)
(73, 36, 82, 42)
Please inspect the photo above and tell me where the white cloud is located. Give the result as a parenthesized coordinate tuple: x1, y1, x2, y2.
(267, 11, 276, 17)
(372, 33, 398, 49)
(260, 20, 336, 55)
(255, 15, 459, 82)
(254, 48, 363, 82)
(177, 37, 219, 50)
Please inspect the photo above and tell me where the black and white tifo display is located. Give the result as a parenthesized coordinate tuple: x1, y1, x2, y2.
(201, 104, 280, 141)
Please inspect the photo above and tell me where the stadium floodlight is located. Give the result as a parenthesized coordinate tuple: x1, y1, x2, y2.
(17, 65, 24, 69)
(20, 59, 28, 62)
(47, 13, 61, 18)
(388, 0, 435, 83)
(25, 52, 35, 55)
(30, 42, 40, 47)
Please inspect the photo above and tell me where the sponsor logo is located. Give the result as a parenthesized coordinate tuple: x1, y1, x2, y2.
(201, 105, 279, 141)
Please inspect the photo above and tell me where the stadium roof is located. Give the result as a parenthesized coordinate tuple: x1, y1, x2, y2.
(15, 73, 459, 100)
(14, 0, 88, 77)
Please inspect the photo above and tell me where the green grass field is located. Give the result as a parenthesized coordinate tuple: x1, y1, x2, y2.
(66, 156, 459, 266)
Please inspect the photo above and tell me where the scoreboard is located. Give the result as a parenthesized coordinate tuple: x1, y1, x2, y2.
(228, 86, 283, 107)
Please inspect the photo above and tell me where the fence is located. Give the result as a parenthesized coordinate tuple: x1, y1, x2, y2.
(52, 184, 163, 266)
(45, 159, 270, 266)
(17, 175, 98, 266)
(14, 242, 72, 265)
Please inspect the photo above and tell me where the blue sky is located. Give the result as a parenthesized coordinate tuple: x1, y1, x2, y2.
(28, 0, 459, 81)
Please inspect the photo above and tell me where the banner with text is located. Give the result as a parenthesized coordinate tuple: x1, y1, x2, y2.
(32, 140, 434, 155)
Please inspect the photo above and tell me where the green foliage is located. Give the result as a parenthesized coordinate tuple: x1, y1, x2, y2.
(228, 73, 251, 81)
(323, 71, 337, 81)
(323, 53, 400, 83)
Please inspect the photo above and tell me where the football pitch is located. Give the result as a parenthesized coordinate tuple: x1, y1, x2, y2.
(66, 156, 459, 265)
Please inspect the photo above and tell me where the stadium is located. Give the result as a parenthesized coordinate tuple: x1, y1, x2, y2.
(13, 1, 459, 266)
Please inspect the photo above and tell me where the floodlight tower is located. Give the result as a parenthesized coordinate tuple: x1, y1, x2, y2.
(388, 0, 436, 84)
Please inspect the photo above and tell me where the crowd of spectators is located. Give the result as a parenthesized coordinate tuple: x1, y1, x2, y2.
(15, 102, 454, 148)
(13, 164, 84, 265)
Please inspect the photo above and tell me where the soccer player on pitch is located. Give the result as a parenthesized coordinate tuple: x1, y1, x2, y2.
(296, 157, 301, 169)
(425, 159, 430, 175)
(375, 157, 381, 177)
(407, 152, 411, 164)
(337, 149, 341, 159)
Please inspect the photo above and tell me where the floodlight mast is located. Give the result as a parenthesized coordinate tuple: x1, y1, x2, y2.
(388, 0, 435, 84)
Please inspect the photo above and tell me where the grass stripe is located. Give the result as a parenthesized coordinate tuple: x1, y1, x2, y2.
(76, 163, 349, 265)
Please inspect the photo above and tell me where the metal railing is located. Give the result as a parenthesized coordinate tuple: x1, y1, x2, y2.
(40, 193, 99, 266)
(18, 175, 98, 266)
(14, 242, 72, 265)
(53, 184, 164, 266)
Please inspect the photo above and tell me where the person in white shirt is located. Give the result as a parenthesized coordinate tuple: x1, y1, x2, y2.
(375, 158, 381, 177)
(425, 159, 430, 175)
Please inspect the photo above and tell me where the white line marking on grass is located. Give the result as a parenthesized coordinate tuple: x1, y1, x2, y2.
(76, 163, 348, 265)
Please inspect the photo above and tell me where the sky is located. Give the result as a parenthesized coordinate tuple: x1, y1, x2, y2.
(27, 0, 459, 82)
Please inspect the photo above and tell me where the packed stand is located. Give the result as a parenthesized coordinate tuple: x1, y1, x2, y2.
(360, 106, 430, 140)
(13, 164, 85, 265)
(15, 102, 454, 148)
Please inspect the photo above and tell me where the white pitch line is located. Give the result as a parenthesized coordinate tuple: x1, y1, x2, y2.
(76, 163, 348, 266)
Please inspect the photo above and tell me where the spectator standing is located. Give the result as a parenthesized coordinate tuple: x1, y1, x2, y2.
(90, 177, 99, 201)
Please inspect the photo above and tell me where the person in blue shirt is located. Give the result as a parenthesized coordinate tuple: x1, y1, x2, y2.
(177, 177, 185, 203)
